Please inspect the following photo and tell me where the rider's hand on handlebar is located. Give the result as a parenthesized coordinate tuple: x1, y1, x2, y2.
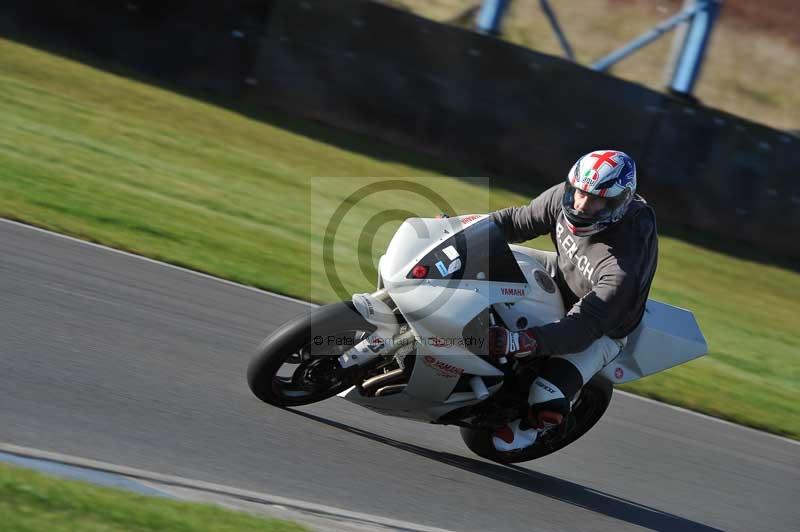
(488, 325, 538, 357)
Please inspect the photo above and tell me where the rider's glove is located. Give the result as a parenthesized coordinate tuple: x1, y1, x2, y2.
(488, 325, 538, 357)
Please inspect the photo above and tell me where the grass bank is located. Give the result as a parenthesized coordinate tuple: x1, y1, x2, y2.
(0, 462, 306, 532)
(1, 39, 797, 438)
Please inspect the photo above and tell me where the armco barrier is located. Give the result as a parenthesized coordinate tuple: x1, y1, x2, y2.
(2, 0, 798, 259)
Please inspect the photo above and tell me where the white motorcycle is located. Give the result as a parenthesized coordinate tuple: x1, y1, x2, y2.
(247, 215, 707, 463)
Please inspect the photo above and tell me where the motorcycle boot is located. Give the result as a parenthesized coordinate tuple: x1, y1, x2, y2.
(492, 371, 574, 451)
(491, 405, 566, 451)
(492, 417, 539, 451)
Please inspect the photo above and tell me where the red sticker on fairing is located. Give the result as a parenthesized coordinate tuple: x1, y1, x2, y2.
(423, 355, 464, 378)
(459, 214, 482, 225)
(428, 337, 447, 347)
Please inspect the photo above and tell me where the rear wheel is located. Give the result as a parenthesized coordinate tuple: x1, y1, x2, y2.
(247, 302, 376, 407)
(459, 376, 613, 464)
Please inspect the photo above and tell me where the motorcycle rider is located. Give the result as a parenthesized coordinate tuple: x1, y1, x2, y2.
(488, 149, 658, 451)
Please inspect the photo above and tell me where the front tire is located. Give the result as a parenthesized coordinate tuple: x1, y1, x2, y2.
(247, 302, 376, 407)
(460, 376, 613, 464)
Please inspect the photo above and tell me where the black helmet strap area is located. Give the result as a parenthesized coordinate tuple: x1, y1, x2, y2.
(562, 187, 597, 226)
(567, 184, 628, 213)
(561, 182, 631, 235)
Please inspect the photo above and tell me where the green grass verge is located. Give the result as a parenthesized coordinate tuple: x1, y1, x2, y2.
(0, 462, 307, 532)
(1, 38, 798, 439)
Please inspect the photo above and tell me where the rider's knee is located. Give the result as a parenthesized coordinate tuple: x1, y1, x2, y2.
(539, 357, 584, 398)
(528, 376, 571, 414)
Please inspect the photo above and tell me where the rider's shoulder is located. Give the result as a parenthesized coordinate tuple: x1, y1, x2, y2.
(626, 196, 656, 231)
(534, 182, 567, 209)
(535, 182, 567, 200)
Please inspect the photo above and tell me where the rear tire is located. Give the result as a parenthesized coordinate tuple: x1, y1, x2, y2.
(459, 376, 613, 464)
(247, 302, 376, 407)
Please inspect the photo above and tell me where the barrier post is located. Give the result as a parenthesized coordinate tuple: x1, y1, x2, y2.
(476, 0, 512, 36)
(667, 0, 723, 96)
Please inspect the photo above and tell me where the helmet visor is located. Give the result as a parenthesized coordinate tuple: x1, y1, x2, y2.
(562, 185, 620, 226)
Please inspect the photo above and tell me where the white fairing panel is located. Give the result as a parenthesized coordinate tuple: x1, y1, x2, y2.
(498, 246, 565, 330)
(337, 385, 443, 421)
(600, 299, 708, 384)
(344, 215, 517, 422)
(380, 216, 468, 283)
(338, 215, 707, 423)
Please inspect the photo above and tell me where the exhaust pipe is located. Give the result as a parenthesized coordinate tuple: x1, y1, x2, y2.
(361, 368, 406, 396)
(375, 384, 406, 397)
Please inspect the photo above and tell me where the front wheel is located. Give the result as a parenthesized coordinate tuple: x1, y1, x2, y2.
(459, 375, 613, 464)
(247, 302, 376, 407)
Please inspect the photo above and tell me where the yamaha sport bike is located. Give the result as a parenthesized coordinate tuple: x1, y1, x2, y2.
(247, 215, 707, 463)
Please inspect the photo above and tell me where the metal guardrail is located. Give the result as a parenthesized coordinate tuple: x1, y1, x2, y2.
(477, 0, 723, 97)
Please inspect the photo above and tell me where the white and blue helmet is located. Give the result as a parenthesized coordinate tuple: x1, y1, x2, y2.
(561, 149, 637, 236)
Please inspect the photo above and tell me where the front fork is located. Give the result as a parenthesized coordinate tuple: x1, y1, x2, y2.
(337, 328, 416, 369)
(337, 289, 410, 369)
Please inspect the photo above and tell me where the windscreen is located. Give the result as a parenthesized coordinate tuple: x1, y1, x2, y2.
(406, 217, 526, 283)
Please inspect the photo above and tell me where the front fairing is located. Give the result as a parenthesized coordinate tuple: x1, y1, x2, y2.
(381, 215, 526, 286)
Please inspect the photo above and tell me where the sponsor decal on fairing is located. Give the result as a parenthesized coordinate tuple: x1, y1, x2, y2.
(423, 355, 464, 378)
(442, 245, 459, 260)
(447, 258, 462, 274)
(435, 258, 462, 277)
(501, 287, 525, 297)
(459, 214, 483, 225)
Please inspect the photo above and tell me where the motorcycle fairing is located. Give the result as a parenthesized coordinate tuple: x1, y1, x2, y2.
(338, 216, 566, 423)
(404, 217, 527, 283)
(339, 215, 708, 424)
(600, 298, 707, 384)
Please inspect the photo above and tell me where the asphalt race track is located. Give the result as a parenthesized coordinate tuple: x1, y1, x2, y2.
(1, 219, 798, 532)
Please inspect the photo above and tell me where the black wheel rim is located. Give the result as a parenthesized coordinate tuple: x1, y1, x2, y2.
(539, 384, 603, 450)
(271, 329, 368, 400)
